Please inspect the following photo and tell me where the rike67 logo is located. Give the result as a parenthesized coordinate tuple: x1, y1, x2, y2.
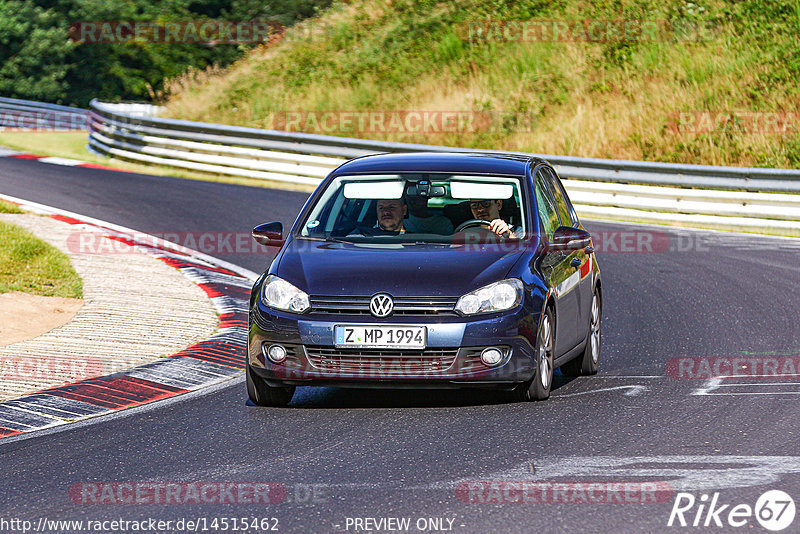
(668, 490, 796, 531)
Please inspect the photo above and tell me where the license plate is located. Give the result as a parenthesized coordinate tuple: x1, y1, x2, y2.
(334, 325, 426, 349)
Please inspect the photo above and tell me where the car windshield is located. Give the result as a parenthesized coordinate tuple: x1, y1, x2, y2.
(298, 173, 526, 243)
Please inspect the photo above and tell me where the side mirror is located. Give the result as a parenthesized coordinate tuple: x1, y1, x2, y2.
(550, 226, 591, 252)
(252, 222, 283, 247)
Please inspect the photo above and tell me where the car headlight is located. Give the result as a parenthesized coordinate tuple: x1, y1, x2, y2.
(260, 275, 310, 313)
(455, 279, 524, 316)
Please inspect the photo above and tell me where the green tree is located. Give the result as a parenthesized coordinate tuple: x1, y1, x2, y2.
(0, 0, 74, 102)
(0, 0, 332, 106)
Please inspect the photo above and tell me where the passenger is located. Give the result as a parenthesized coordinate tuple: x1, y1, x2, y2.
(403, 195, 453, 235)
(469, 199, 518, 238)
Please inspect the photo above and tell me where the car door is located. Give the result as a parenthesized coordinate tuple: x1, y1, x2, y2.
(534, 168, 580, 356)
(541, 166, 593, 338)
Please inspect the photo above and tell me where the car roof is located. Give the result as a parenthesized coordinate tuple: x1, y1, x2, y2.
(330, 152, 546, 177)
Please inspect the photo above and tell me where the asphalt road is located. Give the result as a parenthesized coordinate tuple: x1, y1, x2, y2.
(2, 157, 800, 533)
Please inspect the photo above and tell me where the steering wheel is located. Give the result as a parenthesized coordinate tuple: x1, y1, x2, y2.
(351, 223, 378, 236)
(454, 219, 493, 233)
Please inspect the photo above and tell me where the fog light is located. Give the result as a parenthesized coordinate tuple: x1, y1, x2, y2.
(265, 343, 287, 363)
(480, 347, 503, 366)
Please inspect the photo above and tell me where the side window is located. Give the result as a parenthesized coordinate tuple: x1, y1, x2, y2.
(534, 171, 560, 240)
(541, 167, 577, 227)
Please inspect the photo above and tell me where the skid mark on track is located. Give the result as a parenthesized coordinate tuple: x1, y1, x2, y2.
(553, 384, 649, 398)
(413, 456, 800, 493)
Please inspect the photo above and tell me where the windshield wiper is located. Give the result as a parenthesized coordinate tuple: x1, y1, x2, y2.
(298, 236, 347, 243)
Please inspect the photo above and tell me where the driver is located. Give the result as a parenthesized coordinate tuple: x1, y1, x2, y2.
(375, 198, 407, 234)
(469, 199, 518, 238)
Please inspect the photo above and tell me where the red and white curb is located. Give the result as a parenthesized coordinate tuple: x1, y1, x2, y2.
(2, 150, 133, 173)
(0, 194, 258, 438)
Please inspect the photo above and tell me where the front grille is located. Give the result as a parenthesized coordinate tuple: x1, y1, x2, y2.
(456, 347, 489, 372)
(305, 346, 459, 375)
(309, 296, 459, 316)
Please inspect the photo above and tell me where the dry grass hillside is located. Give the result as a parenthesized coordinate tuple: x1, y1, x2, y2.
(163, 0, 800, 168)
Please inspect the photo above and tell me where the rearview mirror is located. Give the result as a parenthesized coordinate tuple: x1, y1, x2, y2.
(406, 181, 446, 197)
(550, 226, 591, 252)
(252, 222, 283, 247)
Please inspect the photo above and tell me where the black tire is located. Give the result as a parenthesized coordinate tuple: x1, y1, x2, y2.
(246, 365, 295, 407)
(561, 289, 601, 376)
(511, 307, 554, 401)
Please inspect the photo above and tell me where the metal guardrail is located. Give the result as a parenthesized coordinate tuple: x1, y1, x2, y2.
(85, 99, 800, 233)
(0, 97, 88, 130)
(88, 100, 800, 192)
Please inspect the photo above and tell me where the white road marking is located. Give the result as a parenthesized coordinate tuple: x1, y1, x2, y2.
(691, 376, 800, 396)
(717, 382, 800, 387)
(730, 374, 800, 378)
(37, 156, 87, 166)
(691, 377, 722, 395)
(695, 391, 800, 396)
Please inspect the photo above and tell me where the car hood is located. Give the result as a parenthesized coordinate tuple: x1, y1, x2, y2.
(276, 239, 526, 296)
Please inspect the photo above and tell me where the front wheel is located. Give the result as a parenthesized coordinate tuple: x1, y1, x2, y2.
(246, 365, 295, 407)
(511, 308, 554, 401)
(561, 289, 601, 376)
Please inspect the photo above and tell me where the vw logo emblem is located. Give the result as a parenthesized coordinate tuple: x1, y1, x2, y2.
(370, 294, 394, 317)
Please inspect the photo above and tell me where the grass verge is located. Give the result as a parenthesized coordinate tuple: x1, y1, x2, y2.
(0, 200, 23, 214)
(0, 218, 83, 298)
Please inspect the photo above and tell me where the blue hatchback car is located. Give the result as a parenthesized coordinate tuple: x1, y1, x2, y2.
(247, 152, 602, 406)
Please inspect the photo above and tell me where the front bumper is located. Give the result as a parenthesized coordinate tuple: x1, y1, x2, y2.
(248, 302, 540, 389)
